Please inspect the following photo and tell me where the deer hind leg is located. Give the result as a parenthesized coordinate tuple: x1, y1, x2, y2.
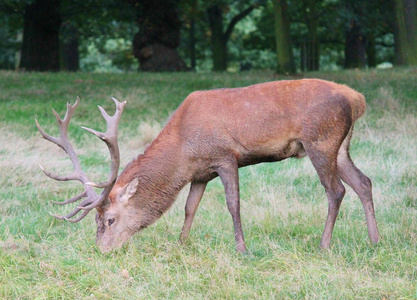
(217, 157, 246, 253)
(337, 128, 380, 244)
(303, 140, 346, 249)
(180, 182, 207, 242)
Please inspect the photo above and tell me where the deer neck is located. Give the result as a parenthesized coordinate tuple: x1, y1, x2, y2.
(128, 139, 190, 227)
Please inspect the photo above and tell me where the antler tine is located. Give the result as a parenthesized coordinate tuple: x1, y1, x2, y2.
(35, 119, 60, 146)
(62, 97, 80, 126)
(51, 191, 87, 205)
(50, 209, 81, 220)
(50, 204, 89, 222)
(82, 98, 126, 141)
(35, 98, 80, 148)
(39, 164, 80, 182)
(52, 109, 63, 125)
(65, 210, 90, 223)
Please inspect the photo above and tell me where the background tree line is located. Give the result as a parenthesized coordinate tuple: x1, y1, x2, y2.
(0, 0, 416, 73)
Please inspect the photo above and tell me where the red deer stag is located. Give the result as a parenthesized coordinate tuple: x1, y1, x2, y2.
(36, 79, 379, 253)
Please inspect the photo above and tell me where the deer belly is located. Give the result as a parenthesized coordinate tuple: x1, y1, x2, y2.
(237, 140, 306, 167)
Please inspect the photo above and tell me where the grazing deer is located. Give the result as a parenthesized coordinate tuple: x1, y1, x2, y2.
(36, 79, 379, 253)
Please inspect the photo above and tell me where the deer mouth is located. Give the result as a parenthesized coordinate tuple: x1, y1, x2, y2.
(97, 232, 131, 253)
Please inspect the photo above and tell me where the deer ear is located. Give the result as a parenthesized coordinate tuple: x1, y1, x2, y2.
(116, 178, 139, 203)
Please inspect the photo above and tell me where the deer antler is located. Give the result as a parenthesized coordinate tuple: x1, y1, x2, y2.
(35, 97, 127, 222)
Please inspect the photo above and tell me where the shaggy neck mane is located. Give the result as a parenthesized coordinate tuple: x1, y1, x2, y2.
(118, 135, 189, 227)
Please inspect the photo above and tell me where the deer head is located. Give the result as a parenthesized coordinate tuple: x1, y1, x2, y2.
(95, 177, 144, 252)
(36, 97, 140, 252)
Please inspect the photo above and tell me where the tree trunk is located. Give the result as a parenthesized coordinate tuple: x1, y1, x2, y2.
(20, 0, 61, 71)
(207, 4, 257, 71)
(305, 36, 319, 71)
(366, 34, 377, 68)
(344, 21, 366, 69)
(300, 40, 306, 72)
(207, 5, 227, 71)
(394, 0, 417, 65)
(132, 0, 188, 72)
(302, 0, 319, 71)
(394, 0, 409, 65)
(189, 13, 196, 70)
(60, 21, 79, 72)
(272, 0, 295, 74)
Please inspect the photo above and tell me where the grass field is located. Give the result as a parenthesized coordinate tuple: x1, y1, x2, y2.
(0, 68, 416, 299)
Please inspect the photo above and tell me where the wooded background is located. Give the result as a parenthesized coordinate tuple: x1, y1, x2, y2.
(0, 0, 416, 73)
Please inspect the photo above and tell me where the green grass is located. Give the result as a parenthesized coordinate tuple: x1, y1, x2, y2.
(1, 68, 417, 299)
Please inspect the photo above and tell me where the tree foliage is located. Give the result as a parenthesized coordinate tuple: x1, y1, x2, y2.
(0, 0, 413, 72)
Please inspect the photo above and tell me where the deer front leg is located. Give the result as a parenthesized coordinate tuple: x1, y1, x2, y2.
(217, 159, 247, 253)
(180, 182, 207, 242)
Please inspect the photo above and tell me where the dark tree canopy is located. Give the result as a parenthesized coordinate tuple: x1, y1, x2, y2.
(0, 0, 413, 72)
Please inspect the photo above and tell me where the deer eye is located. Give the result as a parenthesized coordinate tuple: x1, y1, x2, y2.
(108, 218, 115, 226)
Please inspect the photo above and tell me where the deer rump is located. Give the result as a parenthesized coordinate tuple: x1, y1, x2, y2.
(38, 79, 379, 253)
